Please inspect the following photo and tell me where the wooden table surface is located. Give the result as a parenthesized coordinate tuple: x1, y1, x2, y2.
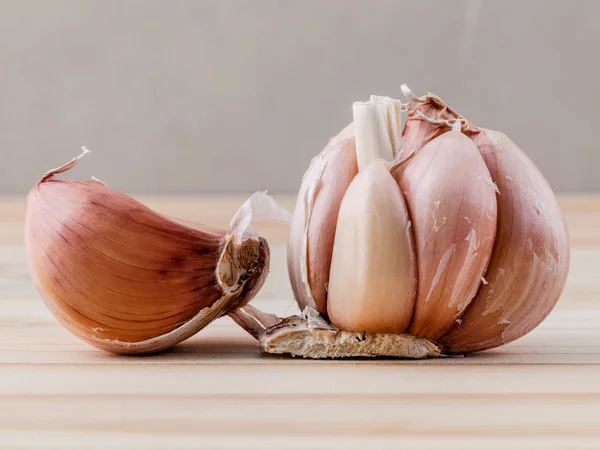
(2, 194, 600, 449)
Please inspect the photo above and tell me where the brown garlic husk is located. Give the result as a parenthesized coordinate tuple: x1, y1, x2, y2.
(25, 150, 273, 354)
(233, 87, 570, 359)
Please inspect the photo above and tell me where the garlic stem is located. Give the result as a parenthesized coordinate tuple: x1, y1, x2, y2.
(353, 96, 404, 170)
(369, 95, 404, 156)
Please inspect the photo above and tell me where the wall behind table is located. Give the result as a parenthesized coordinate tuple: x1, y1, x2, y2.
(0, 0, 598, 194)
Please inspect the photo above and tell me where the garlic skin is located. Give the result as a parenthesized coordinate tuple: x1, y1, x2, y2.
(287, 129, 357, 315)
(400, 85, 479, 153)
(327, 159, 417, 333)
(401, 86, 570, 353)
(397, 130, 497, 340)
(25, 151, 270, 354)
(440, 129, 570, 352)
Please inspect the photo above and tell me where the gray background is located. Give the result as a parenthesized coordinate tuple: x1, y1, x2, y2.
(0, 0, 598, 195)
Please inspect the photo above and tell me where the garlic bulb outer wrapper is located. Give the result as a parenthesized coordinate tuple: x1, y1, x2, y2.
(397, 130, 497, 340)
(287, 129, 358, 315)
(440, 129, 570, 352)
(327, 159, 417, 333)
(25, 150, 271, 354)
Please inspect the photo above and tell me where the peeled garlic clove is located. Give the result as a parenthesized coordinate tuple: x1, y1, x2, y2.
(25, 150, 271, 354)
(397, 130, 497, 340)
(440, 129, 570, 352)
(327, 159, 417, 333)
(287, 129, 358, 315)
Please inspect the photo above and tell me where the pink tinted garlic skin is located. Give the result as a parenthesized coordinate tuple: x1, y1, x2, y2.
(397, 130, 497, 341)
(440, 129, 570, 352)
(25, 151, 273, 354)
(400, 91, 570, 354)
(287, 127, 357, 315)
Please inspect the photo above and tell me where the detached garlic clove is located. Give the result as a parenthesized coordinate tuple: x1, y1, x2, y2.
(287, 128, 357, 315)
(327, 159, 417, 333)
(25, 150, 272, 354)
(440, 129, 570, 352)
(397, 129, 497, 340)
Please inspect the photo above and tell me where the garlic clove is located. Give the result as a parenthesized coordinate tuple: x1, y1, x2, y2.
(287, 129, 358, 315)
(439, 129, 570, 352)
(25, 151, 271, 354)
(400, 85, 570, 353)
(397, 130, 497, 340)
(327, 159, 417, 333)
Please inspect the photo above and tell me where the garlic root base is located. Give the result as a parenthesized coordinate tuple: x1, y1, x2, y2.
(231, 306, 440, 359)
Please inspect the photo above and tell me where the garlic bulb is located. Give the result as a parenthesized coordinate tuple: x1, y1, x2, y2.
(25, 149, 289, 354)
(234, 87, 570, 359)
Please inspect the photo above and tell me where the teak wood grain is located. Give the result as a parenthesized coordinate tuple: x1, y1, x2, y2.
(1, 194, 599, 449)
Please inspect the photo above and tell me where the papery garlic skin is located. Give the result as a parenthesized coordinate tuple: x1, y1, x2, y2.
(400, 85, 479, 154)
(287, 130, 357, 315)
(401, 86, 570, 353)
(327, 159, 417, 333)
(440, 129, 570, 352)
(397, 130, 497, 340)
(25, 152, 271, 354)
